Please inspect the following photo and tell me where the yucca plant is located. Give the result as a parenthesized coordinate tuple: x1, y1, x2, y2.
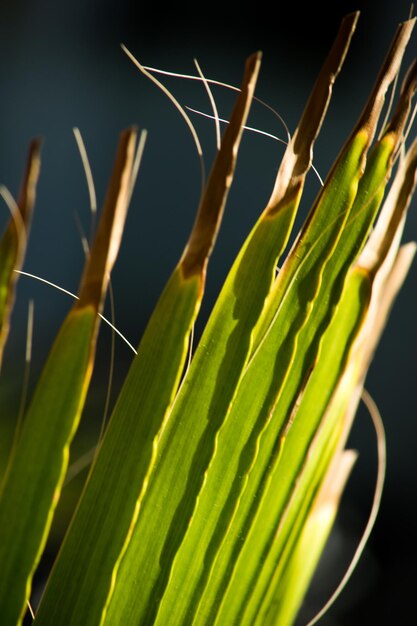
(1, 10, 417, 626)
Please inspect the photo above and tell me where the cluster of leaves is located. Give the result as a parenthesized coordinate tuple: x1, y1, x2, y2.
(1, 11, 417, 626)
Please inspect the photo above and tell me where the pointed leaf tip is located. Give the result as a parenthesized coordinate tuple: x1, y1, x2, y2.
(292, 10, 359, 168)
(180, 52, 261, 278)
(17, 138, 42, 225)
(265, 10, 357, 215)
(383, 57, 417, 142)
(0, 138, 42, 367)
(354, 17, 415, 141)
(77, 127, 138, 310)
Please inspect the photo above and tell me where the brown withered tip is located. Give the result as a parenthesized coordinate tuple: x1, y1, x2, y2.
(0, 138, 42, 367)
(353, 17, 416, 141)
(77, 126, 138, 311)
(292, 10, 359, 169)
(180, 51, 261, 279)
(382, 57, 417, 143)
(17, 138, 42, 225)
(264, 11, 359, 216)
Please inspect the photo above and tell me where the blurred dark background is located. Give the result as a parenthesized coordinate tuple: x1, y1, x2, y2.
(0, 1, 416, 624)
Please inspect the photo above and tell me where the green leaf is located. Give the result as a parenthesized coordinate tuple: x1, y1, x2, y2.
(258, 240, 417, 626)
(34, 52, 262, 626)
(119, 20, 415, 626)
(224, 124, 417, 626)
(239, 265, 372, 626)
(151, 120, 365, 626)
(0, 308, 96, 624)
(0, 128, 137, 624)
(100, 14, 364, 625)
(261, 451, 357, 626)
(11, 15, 415, 626)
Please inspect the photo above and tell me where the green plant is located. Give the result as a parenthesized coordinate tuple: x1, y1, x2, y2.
(1, 10, 416, 626)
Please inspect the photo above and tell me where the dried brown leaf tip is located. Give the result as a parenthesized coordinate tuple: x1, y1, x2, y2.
(292, 12, 359, 174)
(0, 139, 42, 366)
(1, 138, 42, 252)
(77, 127, 138, 311)
(265, 12, 358, 216)
(17, 138, 42, 227)
(180, 52, 261, 279)
(353, 18, 415, 144)
(382, 57, 417, 146)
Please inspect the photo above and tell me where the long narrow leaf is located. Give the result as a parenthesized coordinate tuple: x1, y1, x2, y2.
(34, 52, 261, 626)
(233, 130, 417, 626)
(263, 451, 357, 626)
(102, 14, 359, 626)
(256, 239, 417, 626)
(140, 20, 415, 626)
(0, 128, 137, 624)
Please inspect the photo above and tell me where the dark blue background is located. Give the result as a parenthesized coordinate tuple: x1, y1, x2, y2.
(0, 1, 416, 624)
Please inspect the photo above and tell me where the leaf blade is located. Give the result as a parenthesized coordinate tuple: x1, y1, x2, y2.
(145, 21, 415, 626)
(34, 53, 262, 626)
(101, 15, 363, 625)
(0, 128, 137, 624)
